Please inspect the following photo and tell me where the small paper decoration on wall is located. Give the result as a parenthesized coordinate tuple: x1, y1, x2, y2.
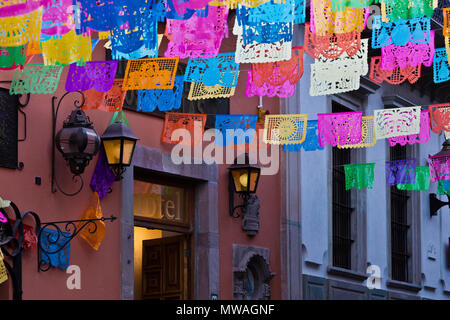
(188, 82, 236, 100)
(344, 163, 375, 190)
(137, 75, 184, 112)
(397, 166, 430, 191)
(283, 120, 324, 152)
(429, 103, 450, 134)
(209, 0, 269, 9)
(77, 192, 106, 251)
(41, 30, 92, 66)
(381, 0, 436, 23)
(215, 114, 258, 146)
(304, 22, 361, 60)
(39, 228, 71, 270)
(369, 56, 422, 85)
(233, 19, 293, 64)
(371, 15, 431, 48)
(317, 111, 363, 147)
(83, 79, 126, 112)
(0, 249, 8, 284)
(65, 61, 118, 92)
(388, 110, 430, 146)
(0, 45, 26, 70)
(311, 0, 367, 35)
(338, 116, 376, 149)
(433, 48, 450, 83)
(0, 8, 42, 46)
(385, 159, 417, 186)
(429, 155, 450, 182)
(374, 106, 421, 139)
(185, 53, 239, 87)
(10, 64, 63, 95)
(263, 114, 308, 145)
(165, 6, 229, 59)
(41, 0, 74, 37)
(122, 57, 179, 90)
(381, 30, 435, 70)
(161, 112, 207, 146)
(90, 147, 116, 200)
(246, 69, 295, 98)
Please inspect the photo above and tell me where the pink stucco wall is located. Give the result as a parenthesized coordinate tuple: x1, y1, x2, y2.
(0, 15, 282, 300)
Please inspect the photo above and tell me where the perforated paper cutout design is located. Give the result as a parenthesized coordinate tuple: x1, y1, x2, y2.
(317, 111, 363, 147)
(310, 40, 368, 96)
(338, 116, 376, 149)
(185, 53, 239, 87)
(369, 56, 422, 85)
(433, 48, 450, 83)
(39, 228, 71, 270)
(0, 0, 43, 17)
(245, 69, 295, 98)
(386, 159, 417, 185)
(208, 0, 270, 9)
(41, 0, 74, 37)
(330, 0, 379, 11)
(215, 114, 258, 146)
(165, 0, 209, 19)
(251, 46, 303, 89)
(304, 22, 361, 59)
(374, 106, 421, 139)
(188, 82, 236, 100)
(381, 0, 437, 23)
(41, 30, 91, 66)
(161, 112, 207, 146)
(388, 110, 430, 146)
(82, 79, 126, 112)
(397, 166, 430, 191)
(239, 19, 293, 45)
(263, 114, 308, 145)
(9, 64, 62, 95)
(429, 155, 450, 182)
(137, 75, 184, 111)
(0, 8, 42, 46)
(429, 103, 450, 134)
(65, 61, 118, 92)
(76, 0, 118, 34)
(371, 15, 431, 48)
(344, 163, 375, 190)
(283, 120, 324, 152)
(445, 7, 450, 37)
(0, 45, 26, 69)
(311, 0, 367, 35)
(165, 6, 229, 59)
(234, 20, 292, 63)
(111, 34, 162, 61)
(381, 30, 435, 70)
(236, 0, 296, 25)
(123, 57, 179, 90)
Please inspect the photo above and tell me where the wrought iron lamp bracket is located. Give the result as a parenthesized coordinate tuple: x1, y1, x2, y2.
(51, 91, 86, 196)
(37, 215, 117, 272)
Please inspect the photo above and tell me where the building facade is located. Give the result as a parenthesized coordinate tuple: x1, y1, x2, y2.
(284, 23, 450, 300)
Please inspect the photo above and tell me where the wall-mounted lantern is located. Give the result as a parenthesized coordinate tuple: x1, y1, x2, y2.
(52, 92, 100, 196)
(229, 154, 261, 236)
(429, 140, 450, 217)
(101, 121, 138, 181)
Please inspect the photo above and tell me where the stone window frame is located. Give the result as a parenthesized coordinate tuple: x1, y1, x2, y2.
(326, 95, 368, 281)
(120, 145, 219, 299)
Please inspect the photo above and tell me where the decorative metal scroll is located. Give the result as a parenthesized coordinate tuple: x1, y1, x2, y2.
(38, 215, 117, 272)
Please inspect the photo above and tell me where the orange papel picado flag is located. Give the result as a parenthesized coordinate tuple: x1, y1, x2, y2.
(78, 192, 106, 250)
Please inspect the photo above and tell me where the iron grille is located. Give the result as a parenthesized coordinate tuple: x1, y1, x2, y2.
(390, 145, 410, 282)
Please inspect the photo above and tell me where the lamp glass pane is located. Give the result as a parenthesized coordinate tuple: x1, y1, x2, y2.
(103, 139, 122, 165)
(249, 168, 260, 193)
(57, 128, 80, 153)
(84, 129, 99, 155)
(231, 169, 250, 193)
(122, 139, 136, 165)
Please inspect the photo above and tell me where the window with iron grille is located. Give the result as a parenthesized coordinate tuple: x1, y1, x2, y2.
(390, 144, 411, 282)
(332, 103, 354, 270)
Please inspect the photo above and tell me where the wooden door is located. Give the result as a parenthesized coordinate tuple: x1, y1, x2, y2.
(142, 235, 185, 300)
